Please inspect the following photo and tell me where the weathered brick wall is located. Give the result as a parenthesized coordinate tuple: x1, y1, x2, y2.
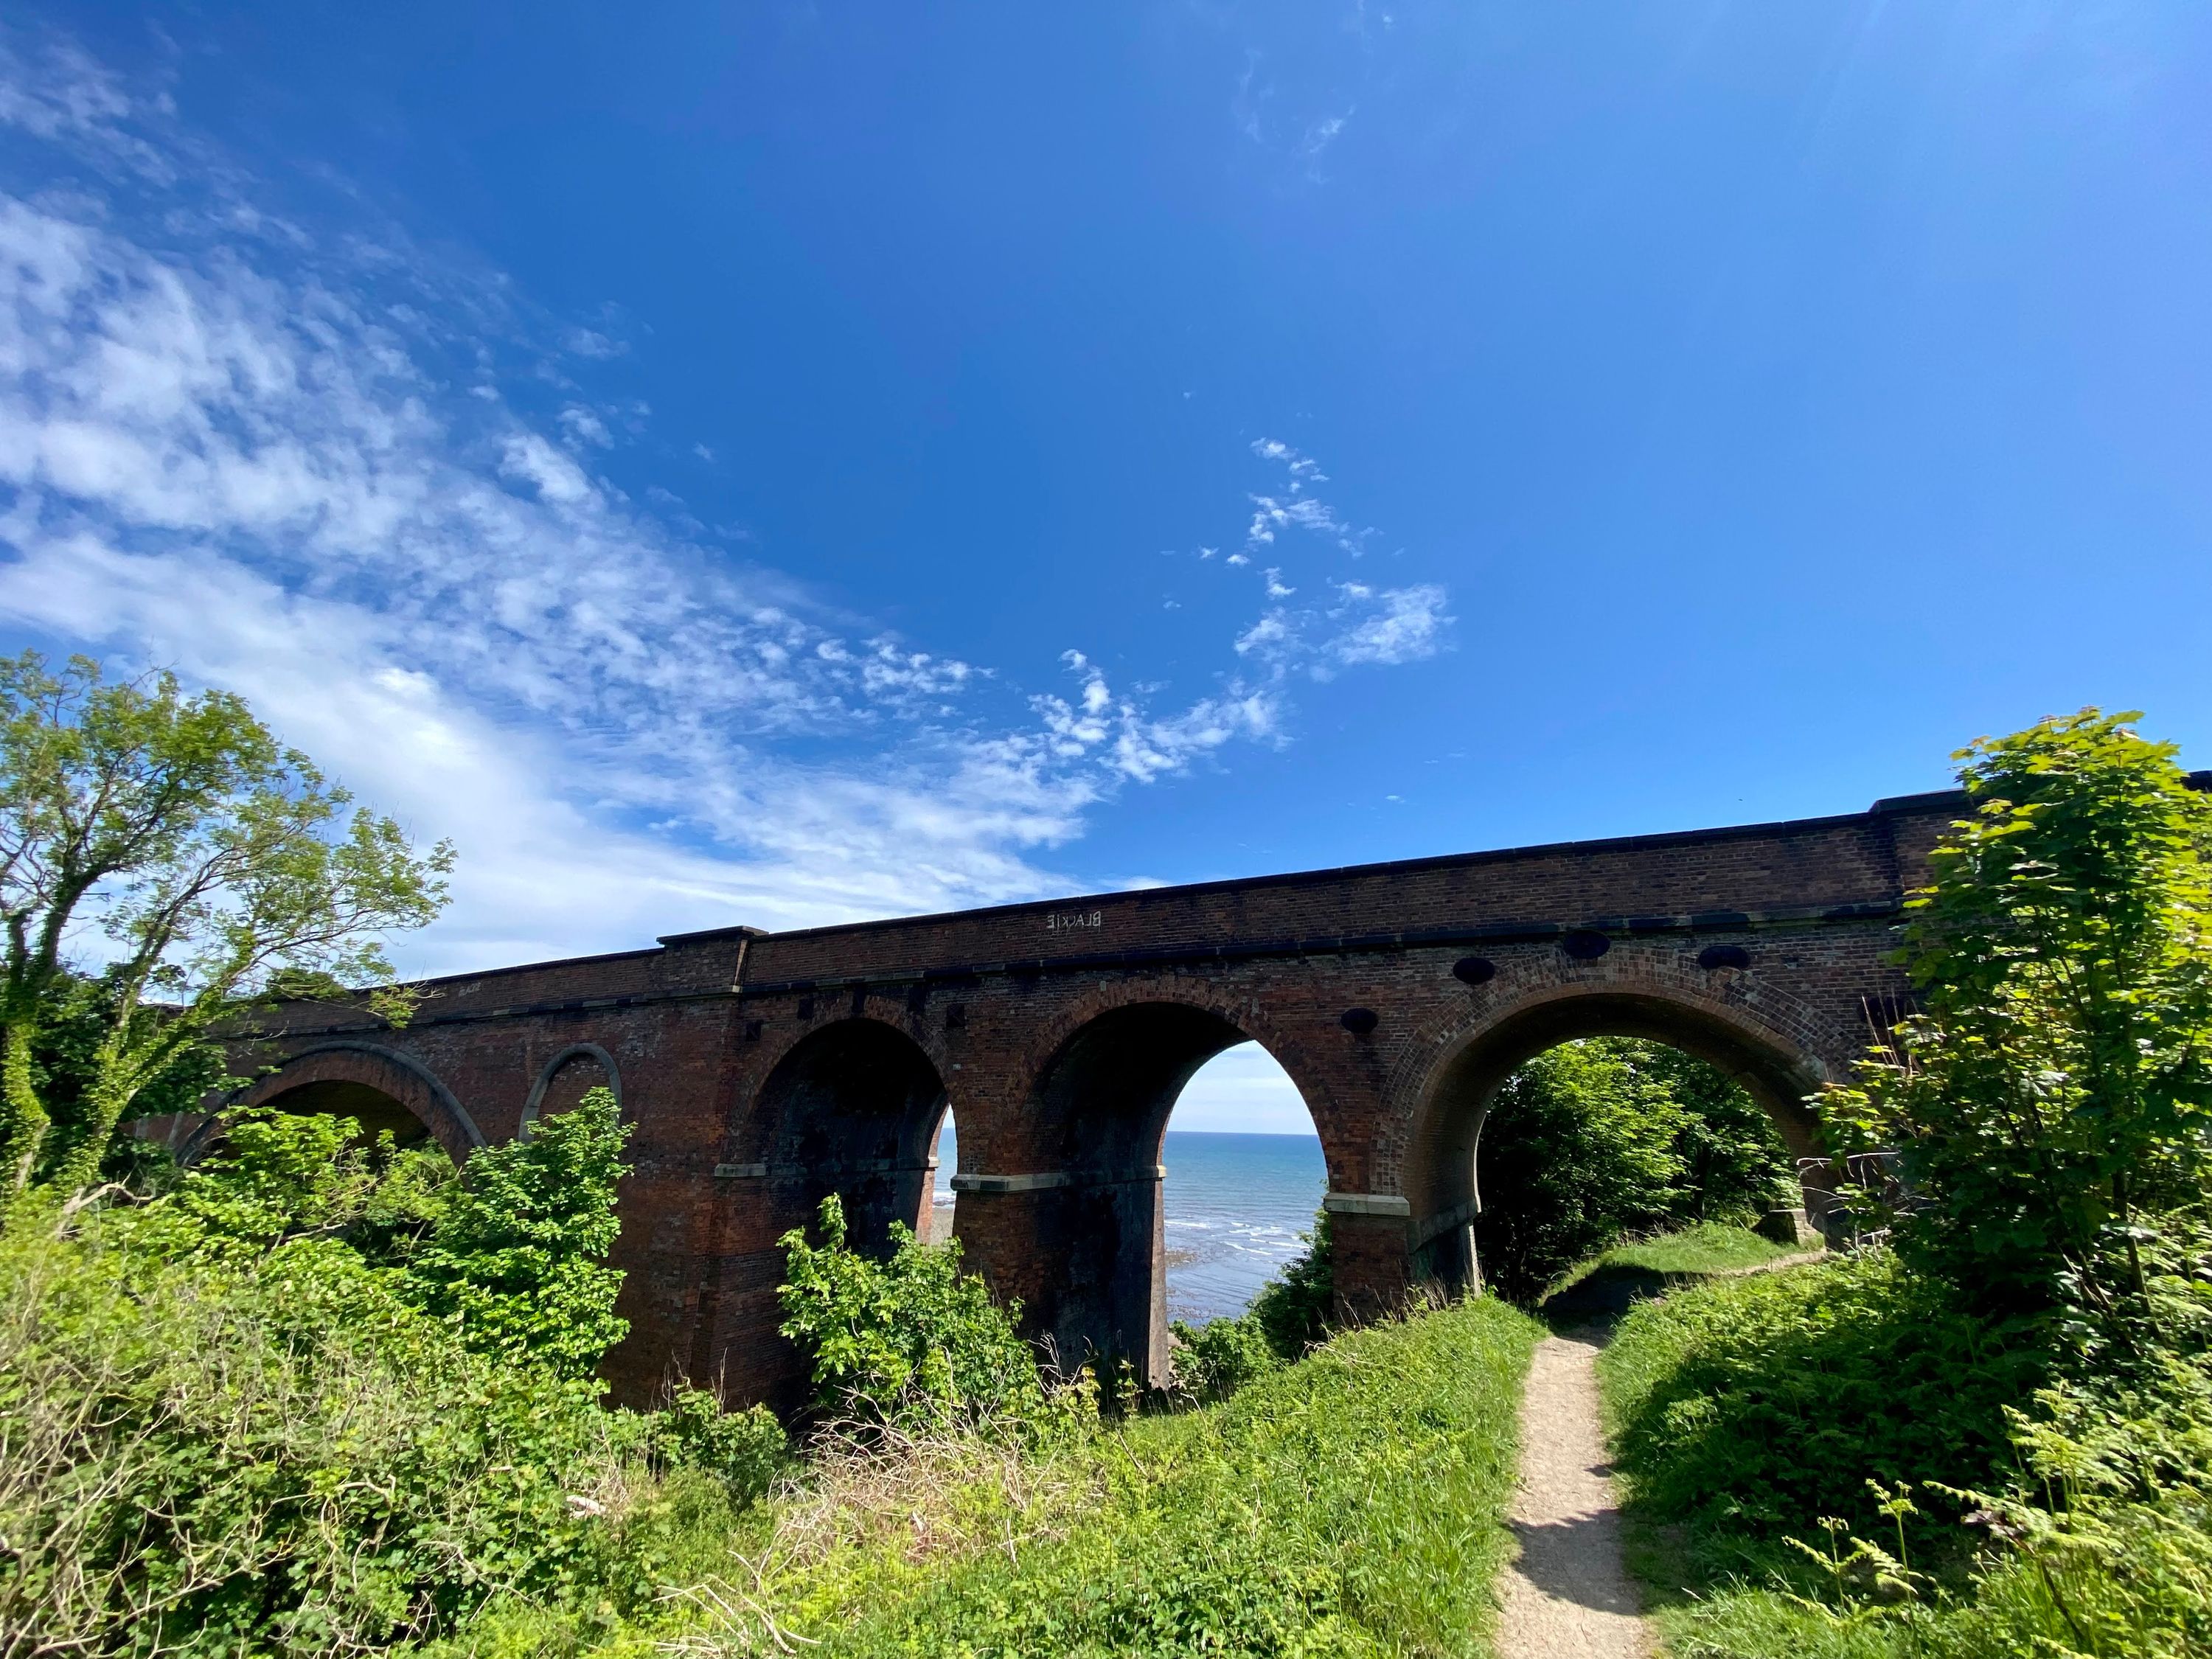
(226, 791, 1959, 1404)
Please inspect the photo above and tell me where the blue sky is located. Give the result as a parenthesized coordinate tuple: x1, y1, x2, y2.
(4, 5, 2210, 1130)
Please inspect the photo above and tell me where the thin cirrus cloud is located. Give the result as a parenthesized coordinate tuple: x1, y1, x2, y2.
(0, 29, 1452, 977)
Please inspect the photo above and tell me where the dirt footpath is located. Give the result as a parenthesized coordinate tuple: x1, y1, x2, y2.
(1493, 1329, 1652, 1658)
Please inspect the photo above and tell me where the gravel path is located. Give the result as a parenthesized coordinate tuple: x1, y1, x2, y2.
(1494, 1329, 1652, 1658)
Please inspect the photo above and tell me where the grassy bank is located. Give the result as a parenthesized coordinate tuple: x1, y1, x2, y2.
(1546, 1221, 1800, 1298)
(460, 1294, 1543, 1658)
(1595, 1251, 2212, 1658)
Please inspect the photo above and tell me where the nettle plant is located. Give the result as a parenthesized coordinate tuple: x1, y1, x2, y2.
(1824, 709, 2212, 1345)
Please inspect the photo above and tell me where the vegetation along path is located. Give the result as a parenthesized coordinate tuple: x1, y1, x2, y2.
(1496, 1326, 1652, 1658)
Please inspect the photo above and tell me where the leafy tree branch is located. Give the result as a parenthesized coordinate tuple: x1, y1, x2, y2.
(0, 653, 452, 1215)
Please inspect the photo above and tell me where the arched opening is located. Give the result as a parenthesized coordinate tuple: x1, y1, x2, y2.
(189, 1043, 481, 1167)
(521, 1043, 621, 1138)
(260, 1077, 434, 1150)
(1408, 992, 1823, 1298)
(925, 1104, 956, 1245)
(1161, 1042, 1327, 1329)
(757, 1019, 946, 1259)
(1015, 1003, 1322, 1385)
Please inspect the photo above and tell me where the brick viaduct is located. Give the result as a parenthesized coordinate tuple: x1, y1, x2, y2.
(218, 789, 1965, 1406)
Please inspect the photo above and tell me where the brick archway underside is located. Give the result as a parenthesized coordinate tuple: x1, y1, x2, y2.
(229, 1043, 484, 1166)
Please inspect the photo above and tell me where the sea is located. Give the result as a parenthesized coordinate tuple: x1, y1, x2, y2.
(931, 1124, 1327, 1326)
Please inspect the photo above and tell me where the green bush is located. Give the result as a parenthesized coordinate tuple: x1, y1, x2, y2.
(0, 1085, 681, 1658)
(1599, 1250, 2050, 1547)
(0, 1220, 616, 1658)
(406, 1087, 631, 1378)
(1251, 1207, 1336, 1358)
(1169, 1310, 1280, 1402)
(776, 1192, 1062, 1436)
(645, 1386, 788, 1504)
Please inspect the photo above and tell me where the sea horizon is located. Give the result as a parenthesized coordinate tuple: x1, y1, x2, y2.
(931, 1124, 1327, 1326)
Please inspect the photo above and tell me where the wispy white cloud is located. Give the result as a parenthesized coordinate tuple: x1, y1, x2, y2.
(1243, 437, 1371, 557)
(1220, 442, 1453, 681)
(562, 325, 625, 360)
(1298, 108, 1354, 163)
(1321, 580, 1451, 672)
(0, 31, 1450, 975)
(557, 404, 613, 448)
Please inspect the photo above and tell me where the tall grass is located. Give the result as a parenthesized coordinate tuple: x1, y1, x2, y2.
(448, 1294, 1543, 1658)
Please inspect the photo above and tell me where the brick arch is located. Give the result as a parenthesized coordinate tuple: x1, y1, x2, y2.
(212, 1041, 484, 1166)
(747, 1015, 948, 1259)
(519, 1042, 622, 1138)
(1400, 957, 1837, 1290)
(959, 984, 1334, 1386)
(746, 1009, 959, 1111)
(1008, 976, 1338, 1151)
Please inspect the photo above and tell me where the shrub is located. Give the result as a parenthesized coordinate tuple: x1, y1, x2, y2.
(0, 1220, 617, 1658)
(406, 1086, 631, 1379)
(1169, 1311, 1280, 1402)
(1823, 709, 2212, 1340)
(776, 1193, 1058, 1435)
(1251, 1207, 1336, 1358)
(647, 1386, 788, 1504)
(1600, 1250, 2051, 1547)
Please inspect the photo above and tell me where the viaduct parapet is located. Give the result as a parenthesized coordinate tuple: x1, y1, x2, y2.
(216, 789, 1963, 1403)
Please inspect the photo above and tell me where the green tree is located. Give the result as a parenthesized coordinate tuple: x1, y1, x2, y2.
(406, 1086, 633, 1380)
(1635, 1043, 1798, 1224)
(1474, 1040, 1689, 1301)
(1473, 1039, 1795, 1302)
(1824, 710, 2212, 1333)
(0, 654, 451, 1214)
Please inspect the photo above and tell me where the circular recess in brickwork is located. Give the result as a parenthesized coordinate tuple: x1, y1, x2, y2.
(1698, 944, 1753, 970)
(945, 1004, 967, 1030)
(1452, 956, 1497, 985)
(1340, 1006, 1380, 1035)
(1562, 930, 1611, 961)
